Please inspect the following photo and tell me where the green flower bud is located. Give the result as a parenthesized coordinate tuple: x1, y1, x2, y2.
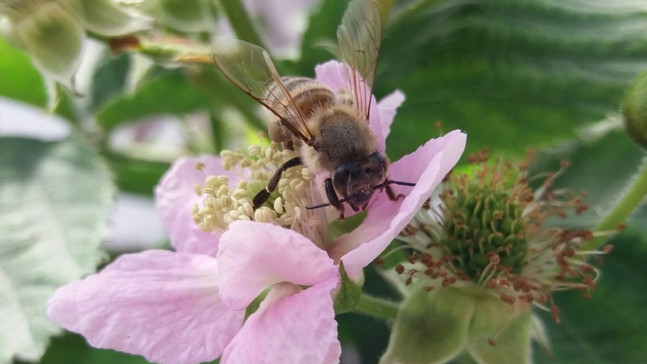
(4, 1, 84, 86)
(622, 70, 647, 149)
(380, 287, 475, 364)
(381, 286, 532, 364)
(467, 292, 532, 364)
(0, 0, 150, 89)
(139, 0, 217, 34)
(70, 0, 152, 37)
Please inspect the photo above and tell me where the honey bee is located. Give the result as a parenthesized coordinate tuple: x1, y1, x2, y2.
(212, 0, 414, 218)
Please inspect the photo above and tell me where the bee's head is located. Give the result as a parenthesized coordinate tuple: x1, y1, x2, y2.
(332, 151, 388, 210)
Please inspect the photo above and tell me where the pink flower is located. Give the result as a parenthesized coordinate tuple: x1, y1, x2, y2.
(47, 156, 247, 364)
(46, 61, 466, 364)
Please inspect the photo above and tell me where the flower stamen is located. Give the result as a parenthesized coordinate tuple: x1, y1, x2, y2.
(394, 149, 610, 322)
(192, 142, 327, 246)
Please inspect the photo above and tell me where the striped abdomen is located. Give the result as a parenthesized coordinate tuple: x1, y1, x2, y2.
(265, 77, 336, 119)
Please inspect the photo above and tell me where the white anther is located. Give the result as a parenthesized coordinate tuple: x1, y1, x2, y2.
(216, 185, 229, 197)
(241, 201, 254, 217)
(232, 187, 248, 200)
(254, 207, 277, 223)
(248, 145, 262, 156)
(278, 179, 288, 190)
(293, 206, 303, 220)
(217, 195, 232, 208)
(240, 159, 253, 168)
(194, 183, 203, 196)
(301, 168, 315, 181)
(224, 210, 240, 225)
(274, 197, 284, 214)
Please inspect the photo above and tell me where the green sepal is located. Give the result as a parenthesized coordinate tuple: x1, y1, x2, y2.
(380, 286, 475, 364)
(72, 0, 152, 37)
(333, 261, 362, 314)
(467, 294, 532, 364)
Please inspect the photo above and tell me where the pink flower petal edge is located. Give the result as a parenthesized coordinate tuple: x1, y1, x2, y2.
(217, 221, 339, 309)
(314, 60, 350, 91)
(332, 130, 467, 278)
(47, 250, 244, 364)
(221, 279, 341, 364)
(155, 156, 223, 256)
(376, 90, 405, 146)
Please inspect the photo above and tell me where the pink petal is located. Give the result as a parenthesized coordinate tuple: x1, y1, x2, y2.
(48, 280, 83, 332)
(332, 130, 467, 278)
(155, 156, 235, 256)
(217, 221, 338, 309)
(375, 90, 405, 146)
(314, 60, 349, 91)
(47, 250, 244, 364)
(221, 279, 341, 364)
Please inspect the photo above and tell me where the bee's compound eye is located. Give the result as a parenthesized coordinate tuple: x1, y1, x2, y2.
(333, 164, 352, 193)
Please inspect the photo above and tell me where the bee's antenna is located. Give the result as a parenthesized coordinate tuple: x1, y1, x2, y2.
(305, 202, 331, 210)
(306, 197, 349, 210)
(373, 179, 416, 190)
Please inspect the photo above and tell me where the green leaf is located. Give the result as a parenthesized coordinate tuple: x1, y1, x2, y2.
(96, 69, 210, 131)
(37, 332, 150, 364)
(0, 36, 46, 106)
(530, 126, 644, 229)
(0, 133, 114, 363)
(104, 152, 170, 195)
(293, 0, 347, 74)
(35, 332, 222, 364)
(89, 53, 131, 112)
(378, 0, 647, 159)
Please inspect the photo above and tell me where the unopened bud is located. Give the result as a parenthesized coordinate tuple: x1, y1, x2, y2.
(623, 70, 647, 149)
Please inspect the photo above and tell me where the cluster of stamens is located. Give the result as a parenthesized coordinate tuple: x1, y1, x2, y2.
(192, 142, 327, 243)
(394, 150, 610, 323)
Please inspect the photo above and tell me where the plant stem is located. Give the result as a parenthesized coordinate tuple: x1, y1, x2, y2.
(355, 293, 399, 320)
(582, 156, 647, 250)
(219, 0, 266, 49)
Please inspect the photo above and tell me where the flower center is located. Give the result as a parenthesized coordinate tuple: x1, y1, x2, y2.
(395, 151, 606, 322)
(192, 142, 330, 246)
(441, 162, 531, 277)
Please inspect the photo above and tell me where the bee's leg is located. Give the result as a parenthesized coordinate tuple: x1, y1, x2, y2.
(324, 178, 345, 220)
(385, 183, 406, 201)
(253, 157, 302, 208)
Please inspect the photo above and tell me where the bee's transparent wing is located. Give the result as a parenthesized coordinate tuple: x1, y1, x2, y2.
(337, 0, 382, 120)
(212, 39, 313, 143)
